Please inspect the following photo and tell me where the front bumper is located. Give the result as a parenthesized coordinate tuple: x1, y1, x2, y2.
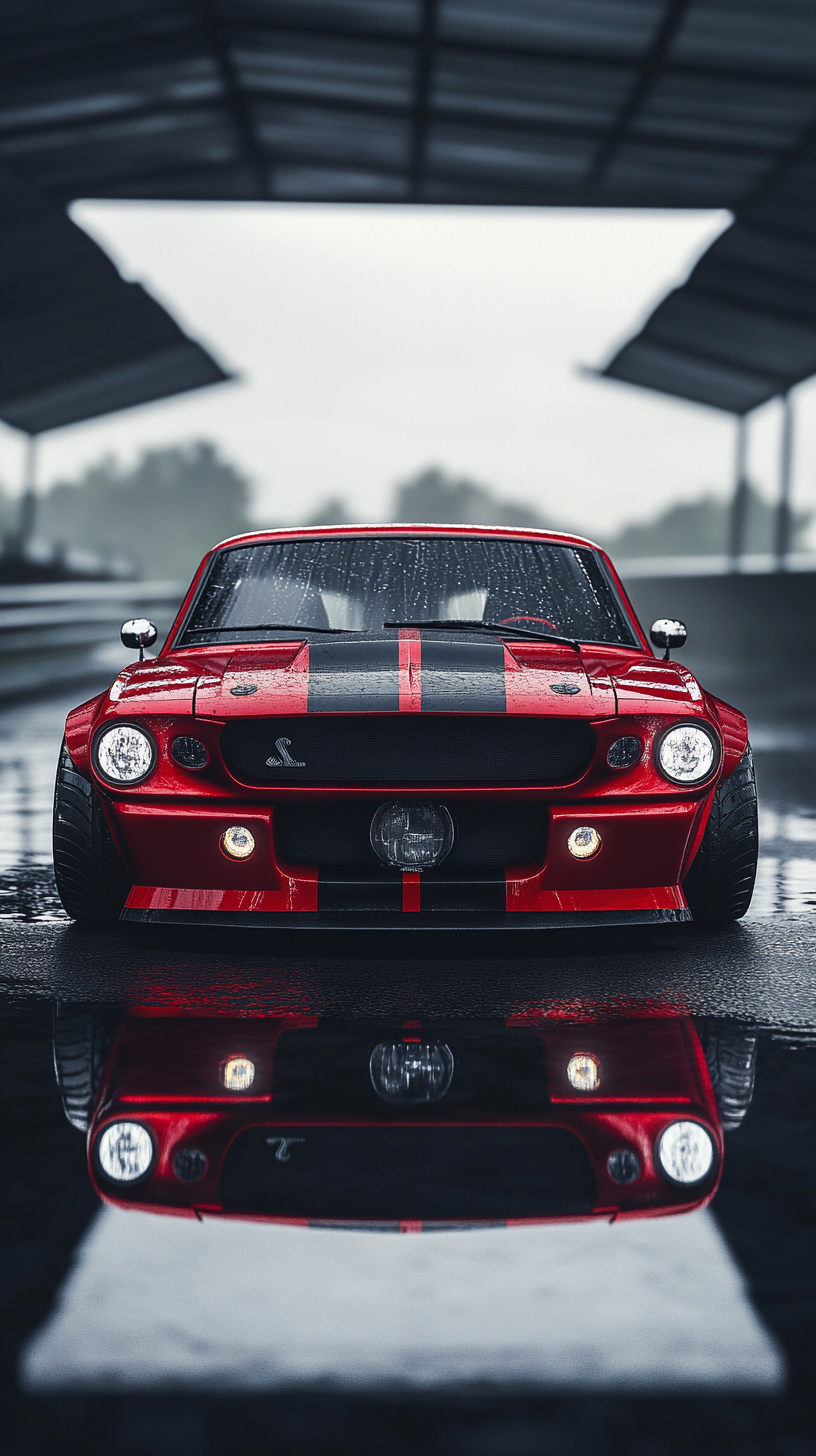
(111, 796, 701, 927)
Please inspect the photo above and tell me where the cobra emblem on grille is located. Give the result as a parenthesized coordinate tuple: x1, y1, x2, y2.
(266, 1136, 305, 1162)
(266, 736, 306, 768)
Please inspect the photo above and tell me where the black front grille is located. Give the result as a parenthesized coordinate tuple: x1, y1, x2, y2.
(221, 715, 595, 787)
(220, 1126, 596, 1220)
(275, 799, 544, 866)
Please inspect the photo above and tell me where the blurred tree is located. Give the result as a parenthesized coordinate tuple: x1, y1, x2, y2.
(37, 443, 253, 581)
(393, 467, 558, 528)
(303, 495, 354, 526)
(606, 484, 811, 558)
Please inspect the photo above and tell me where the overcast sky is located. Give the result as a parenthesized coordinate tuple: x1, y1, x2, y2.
(3, 203, 814, 539)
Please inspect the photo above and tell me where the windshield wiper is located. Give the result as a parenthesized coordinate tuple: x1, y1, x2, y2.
(384, 619, 581, 650)
(185, 622, 347, 635)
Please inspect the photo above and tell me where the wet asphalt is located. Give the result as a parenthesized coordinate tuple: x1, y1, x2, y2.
(2, 681, 816, 1454)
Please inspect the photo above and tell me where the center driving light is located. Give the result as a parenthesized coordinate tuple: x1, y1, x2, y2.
(567, 825, 601, 859)
(220, 825, 255, 859)
(370, 800, 454, 870)
(370, 1040, 454, 1104)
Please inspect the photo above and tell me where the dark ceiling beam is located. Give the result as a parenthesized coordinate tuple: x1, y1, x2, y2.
(198, 0, 269, 199)
(734, 115, 816, 221)
(46, 146, 599, 207)
(5, 19, 816, 102)
(582, 0, 693, 195)
(408, 0, 439, 200)
(29, 142, 768, 212)
(0, 94, 783, 171)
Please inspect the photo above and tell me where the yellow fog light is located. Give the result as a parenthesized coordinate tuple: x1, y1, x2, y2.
(221, 1055, 255, 1091)
(567, 825, 601, 859)
(220, 824, 255, 860)
(567, 1052, 601, 1092)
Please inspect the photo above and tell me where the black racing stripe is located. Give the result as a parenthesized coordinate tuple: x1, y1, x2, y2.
(420, 637, 506, 713)
(318, 866, 402, 912)
(308, 640, 400, 713)
(421, 869, 507, 912)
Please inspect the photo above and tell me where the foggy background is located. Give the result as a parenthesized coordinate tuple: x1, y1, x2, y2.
(3, 203, 814, 584)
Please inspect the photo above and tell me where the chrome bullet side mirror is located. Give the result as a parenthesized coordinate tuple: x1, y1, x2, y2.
(650, 619, 687, 661)
(121, 618, 158, 661)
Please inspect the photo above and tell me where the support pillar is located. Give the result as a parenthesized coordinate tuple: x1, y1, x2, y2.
(729, 413, 750, 572)
(16, 434, 38, 555)
(774, 392, 794, 571)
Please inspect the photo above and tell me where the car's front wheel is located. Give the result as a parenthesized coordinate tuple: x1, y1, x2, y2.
(683, 746, 758, 926)
(697, 1018, 758, 1131)
(53, 1001, 125, 1131)
(53, 741, 131, 925)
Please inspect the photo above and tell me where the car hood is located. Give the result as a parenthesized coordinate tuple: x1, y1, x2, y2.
(192, 635, 617, 718)
(103, 644, 706, 722)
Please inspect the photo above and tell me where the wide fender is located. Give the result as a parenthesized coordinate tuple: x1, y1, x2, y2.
(64, 692, 106, 775)
(707, 694, 749, 779)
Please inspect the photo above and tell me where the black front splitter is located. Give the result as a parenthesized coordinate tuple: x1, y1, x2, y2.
(120, 907, 692, 930)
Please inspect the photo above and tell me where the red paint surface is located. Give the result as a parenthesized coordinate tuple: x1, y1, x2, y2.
(398, 628, 422, 712)
(88, 1013, 723, 1226)
(60, 524, 750, 923)
(402, 872, 422, 911)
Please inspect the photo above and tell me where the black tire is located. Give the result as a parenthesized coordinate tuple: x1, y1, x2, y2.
(53, 1001, 124, 1132)
(698, 1019, 758, 1132)
(683, 746, 758, 926)
(53, 741, 131, 924)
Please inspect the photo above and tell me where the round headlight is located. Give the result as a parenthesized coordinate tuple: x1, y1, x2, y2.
(657, 724, 718, 785)
(607, 735, 642, 770)
(171, 735, 208, 769)
(173, 1147, 208, 1183)
(370, 801, 454, 870)
(657, 1120, 715, 1184)
(607, 1148, 641, 1184)
(95, 723, 155, 784)
(96, 1121, 154, 1182)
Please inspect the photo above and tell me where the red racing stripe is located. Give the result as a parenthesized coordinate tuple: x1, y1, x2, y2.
(398, 628, 422, 712)
(402, 872, 421, 911)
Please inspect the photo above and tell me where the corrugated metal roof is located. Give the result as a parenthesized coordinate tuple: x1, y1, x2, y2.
(3, 0, 815, 210)
(601, 142, 816, 414)
(0, 166, 230, 435)
(3, 1, 816, 421)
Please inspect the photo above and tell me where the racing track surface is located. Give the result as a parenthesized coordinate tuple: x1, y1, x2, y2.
(3, 683, 816, 1455)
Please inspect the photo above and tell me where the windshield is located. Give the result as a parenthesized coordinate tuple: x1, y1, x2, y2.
(179, 537, 638, 647)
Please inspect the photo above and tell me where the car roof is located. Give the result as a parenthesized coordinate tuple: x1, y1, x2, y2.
(209, 523, 606, 553)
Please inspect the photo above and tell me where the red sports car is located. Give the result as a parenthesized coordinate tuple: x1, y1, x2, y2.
(59, 1010, 723, 1227)
(53, 525, 757, 929)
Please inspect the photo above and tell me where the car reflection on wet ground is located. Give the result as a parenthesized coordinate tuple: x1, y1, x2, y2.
(3, 687, 816, 1453)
